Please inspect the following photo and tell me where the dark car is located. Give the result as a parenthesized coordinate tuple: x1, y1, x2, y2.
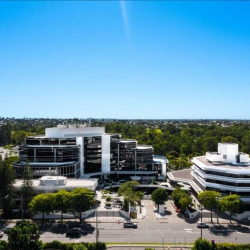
(123, 221, 137, 229)
(66, 228, 83, 237)
(197, 222, 209, 228)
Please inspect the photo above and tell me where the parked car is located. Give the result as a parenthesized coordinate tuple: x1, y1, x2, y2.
(68, 222, 83, 228)
(197, 222, 209, 228)
(66, 227, 83, 237)
(123, 221, 137, 229)
(0, 231, 3, 238)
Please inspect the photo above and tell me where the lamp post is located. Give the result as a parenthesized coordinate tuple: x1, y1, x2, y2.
(95, 202, 99, 243)
(161, 234, 165, 250)
(21, 193, 23, 221)
(134, 149, 137, 177)
(199, 205, 204, 239)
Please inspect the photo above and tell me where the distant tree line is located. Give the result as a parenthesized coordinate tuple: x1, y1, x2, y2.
(104, 122, 250, 157)
(1, 121, 250, 158)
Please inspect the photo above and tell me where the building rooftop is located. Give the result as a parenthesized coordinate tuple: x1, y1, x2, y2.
(194, 156, 250, 170)
(14, 176, 98, 192)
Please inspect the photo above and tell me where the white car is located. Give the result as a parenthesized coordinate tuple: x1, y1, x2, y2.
(0, 231, 3, 237)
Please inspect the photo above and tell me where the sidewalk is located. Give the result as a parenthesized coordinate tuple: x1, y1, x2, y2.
(107, 244, 192, 249)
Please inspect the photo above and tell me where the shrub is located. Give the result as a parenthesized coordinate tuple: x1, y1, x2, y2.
(131, 211, 137, 219)
(123, 198, 129, 212)
(192, 237, 212, 250)
(88, 242, 106, 250)
(102, 190, 110, 194)
(73, 245, 87, 250)
(106, 196, 112, 202)
(0, 241, 8, 250)
(105, 202, 112, 207)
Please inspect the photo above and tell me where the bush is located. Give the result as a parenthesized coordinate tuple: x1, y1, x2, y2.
(105, 202, 112, 207)
(192, 238, 212, 250)
(88, 242, 106, 250)
(0, 241, 8, 250)
(102, 190, 110, 194)
(43, 241, 106, 250)
(123, 198, 129, 212)
(73, 245, 87, 250)
(106, 196, 112, 202)
(131, 211, 137, 219)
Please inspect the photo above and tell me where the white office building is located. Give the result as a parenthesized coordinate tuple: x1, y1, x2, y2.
(192, 143, 250, 203)
(14, 125, 168, 179)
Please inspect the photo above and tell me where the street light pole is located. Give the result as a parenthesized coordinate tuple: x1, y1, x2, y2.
(95, 203, 99, 243)
(162, 235, 165, 250)
(21, 193, 23, 221)
(200, 205, 203, 239)
(134, 149, 137, 177)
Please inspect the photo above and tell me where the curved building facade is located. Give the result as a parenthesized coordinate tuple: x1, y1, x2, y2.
(14, 125, 168, 179)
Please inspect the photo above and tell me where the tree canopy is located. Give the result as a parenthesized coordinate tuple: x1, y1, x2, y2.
(151, 188, 168, 210)
(198, 191, 220, 223)
(219, 194, 241, 222)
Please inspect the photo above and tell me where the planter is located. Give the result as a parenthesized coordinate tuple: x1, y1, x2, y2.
(105, 203, 112, 209)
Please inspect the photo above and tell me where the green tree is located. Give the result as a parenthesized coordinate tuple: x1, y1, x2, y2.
(70, 188, 95, 223)
(118, 181, 139, 196)
(29, 193, 54, 226)
(171, 187, 187, 208)
(21, 162, 34, 215)
(202, 137, 218, 152)
(0, 158, 15, 214)
(179, 195, 193, 213)
(53, 189, 70, 226)
(151, 188, 168, 211)
(219, 194, 241, 223)
(11, 131, 27, 145)
(7, 220, 43, 250)
(198, 191, 220, 223)
(221, 136, 238, 144)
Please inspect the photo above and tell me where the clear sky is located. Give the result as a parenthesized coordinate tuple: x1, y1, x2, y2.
(1, 1, 250, 119)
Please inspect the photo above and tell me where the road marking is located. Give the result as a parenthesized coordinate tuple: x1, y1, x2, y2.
(184, 229, 193, 231)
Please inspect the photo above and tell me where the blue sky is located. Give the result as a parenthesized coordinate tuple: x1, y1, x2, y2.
(0, 1, 250, 119)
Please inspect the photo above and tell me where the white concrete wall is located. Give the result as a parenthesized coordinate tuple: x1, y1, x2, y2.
(33, 212, 74, 219)
(46, 127, 105, 138)
(101, 135, 111, 173)
(240, 153, 249, 163)
(76, 137, 84, 176)
(218, 143, 239, 163)
(81, 209, 95, 219)
(206, 152, 223, 162)
(226, 211, 250, 220)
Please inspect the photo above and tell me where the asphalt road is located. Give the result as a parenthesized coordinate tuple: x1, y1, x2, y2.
(1, 221, 248, 245)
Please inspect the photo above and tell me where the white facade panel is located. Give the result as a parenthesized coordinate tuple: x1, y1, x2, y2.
(76, 137, 84, 176)
(101, 135, 111, 173)
(218, 143, 239, 163)
(46, 127, 105, 138)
